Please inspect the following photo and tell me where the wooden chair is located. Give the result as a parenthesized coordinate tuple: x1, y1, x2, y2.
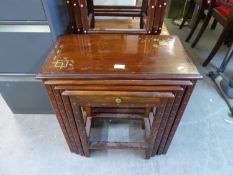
(218, 42, 233, 72)
(180, 0, 222, 42)
(65, 0, 167, 34)
(180, 0, 209, 30)
(190, 0, 233, 66)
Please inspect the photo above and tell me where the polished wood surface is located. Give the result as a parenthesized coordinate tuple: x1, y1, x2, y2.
(63, 90, 173, 107)
(38, 35, 201, 80)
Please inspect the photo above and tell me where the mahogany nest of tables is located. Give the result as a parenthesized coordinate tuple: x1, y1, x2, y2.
(37, 34, 202, 159)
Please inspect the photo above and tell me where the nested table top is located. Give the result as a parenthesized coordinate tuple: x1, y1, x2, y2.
(37, 34, 202, 80)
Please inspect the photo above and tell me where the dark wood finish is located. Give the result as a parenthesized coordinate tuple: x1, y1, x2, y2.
(152, 0, 167, 34)
(144, 106, 152, 117)
(145, 99, 167, 159)
(62, 91, 174, 98)
(65, 0, 77, 33)
(46, 80, 193, 86)
(44, 85, 76, 153)
(92, 107, 145, 115)
(61, 95, 84, 155)
(145, 0, 156, 33)
(211, 18, 218, 29)
(63, 90, 173, 108)
(163, 81, 197, 154)
(92, 114, 146, 120)
(79, 0, 90, 33)
(157, 90, 185, 155)
(158, 0, 167, 34)
(37, 35, 202, 159)
(38, 35, 201, 80)
(141, 0, 148, 28)
(70, 96, 89, 156)
(83, 106, 91, 116)
(65, 89, 173, 158)
(72, 0, 84, 33)
(52, 88, 80, 154)
(152, 92, 175, 156)
(55, 85, 184, 92)
(89, 141, 148, 150)
(65, 0, 167, 34)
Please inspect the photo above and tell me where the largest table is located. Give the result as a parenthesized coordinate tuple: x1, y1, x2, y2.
(37, 34, 202, 159)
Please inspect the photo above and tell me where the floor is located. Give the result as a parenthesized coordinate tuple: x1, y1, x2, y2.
(1, 19, 233, 175)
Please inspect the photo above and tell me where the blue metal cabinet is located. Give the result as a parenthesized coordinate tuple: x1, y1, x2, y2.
(0, 0, 46, 21)
(0, 80, 53, 114)
(0, 32, 53, 73)
(0, 0, 69, 114)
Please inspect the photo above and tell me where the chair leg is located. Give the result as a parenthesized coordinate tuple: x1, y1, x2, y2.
(202, 29, 230, 66)
(211, 19, 218, 30)
(90, 15, 95, 28)
(191, 9, 213, 48)
(185, 6, 205, 42)
(141, 120, 145, 129)
(219, 43, 233, 72)
(87, 0, 95, 28)
(140, 16, 144, 29)
(180, 0, 195, 29)
(140, 0, 147, 29)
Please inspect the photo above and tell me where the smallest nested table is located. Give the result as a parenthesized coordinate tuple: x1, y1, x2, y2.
(37, 34, 202, 159)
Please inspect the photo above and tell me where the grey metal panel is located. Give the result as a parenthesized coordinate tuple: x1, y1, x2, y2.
(0, 31, 53, 73)
(0, 25, 50, 32)
(0, 0, 46, 21)
(42, 0, 69, 41)
(0, 21, 48, 25)
(0, 0, 70, 114)
(0, 80, 53, 114)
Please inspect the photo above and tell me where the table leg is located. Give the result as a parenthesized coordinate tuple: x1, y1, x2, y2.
(146, 0, 156, 33)
(44, 85, 78, 153)
(157, 90, 185, 155)
(62, 95, 85, 156)
(53, 88, 80, 154)
(145, 99, 167, 159)
(72, 0, 84, 33)
(162, 82, 196, 154)
(79, 0, 90, 33)
(70, 96, 89, 157)
(152, 95, 175, 156)
(65, 0, 77, 33)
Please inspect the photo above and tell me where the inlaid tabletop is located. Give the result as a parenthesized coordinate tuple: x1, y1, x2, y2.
(38, 34, 202, 80)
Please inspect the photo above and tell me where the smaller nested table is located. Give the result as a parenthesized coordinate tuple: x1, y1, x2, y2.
(37, 34, 202, 159)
